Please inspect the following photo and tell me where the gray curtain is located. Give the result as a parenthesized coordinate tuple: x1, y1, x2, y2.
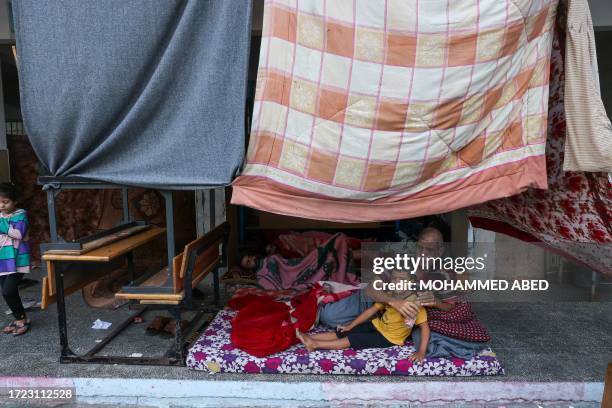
(13, 0, 252, 189)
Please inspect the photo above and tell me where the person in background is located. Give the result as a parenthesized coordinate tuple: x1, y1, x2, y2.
(0, 183, 31, 336)
(240, 233, 359, 290)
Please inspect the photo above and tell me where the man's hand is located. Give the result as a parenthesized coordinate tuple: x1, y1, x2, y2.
(388, 299, 419, 318)
(416, 291, 436, 307)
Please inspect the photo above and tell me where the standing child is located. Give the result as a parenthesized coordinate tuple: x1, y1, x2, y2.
(297, 270, 431, 362)
(0, 183, 31, 335)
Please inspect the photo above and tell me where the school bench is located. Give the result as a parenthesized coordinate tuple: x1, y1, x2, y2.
(42, 222, 228, 365)
(38, 176, 228, 366)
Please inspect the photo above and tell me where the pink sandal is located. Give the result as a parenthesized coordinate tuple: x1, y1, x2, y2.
(2, 321, 17, 334)
(11, 320, 30, 336)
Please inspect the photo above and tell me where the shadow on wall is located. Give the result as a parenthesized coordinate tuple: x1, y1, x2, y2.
(595, 30, 612, 117)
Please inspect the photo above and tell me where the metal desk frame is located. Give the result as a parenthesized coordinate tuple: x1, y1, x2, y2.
(38, 176, 222, 366)
(39, 176, 177, 288)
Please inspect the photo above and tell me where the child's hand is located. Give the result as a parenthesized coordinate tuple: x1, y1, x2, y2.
(409, 351, 426, 363)
(336, 324, 352, 333)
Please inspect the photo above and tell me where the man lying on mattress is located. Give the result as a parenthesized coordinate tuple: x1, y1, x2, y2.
(317, 227, 491, 359)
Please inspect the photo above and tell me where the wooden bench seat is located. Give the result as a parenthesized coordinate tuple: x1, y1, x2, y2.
(114, 267, 183, 304)
(114, 222, 228, 305)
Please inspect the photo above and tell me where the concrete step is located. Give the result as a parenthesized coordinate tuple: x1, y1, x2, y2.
(0, 376, 604, 407)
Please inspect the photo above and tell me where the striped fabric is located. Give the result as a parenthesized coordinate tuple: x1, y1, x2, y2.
(0, 209, 30, 275)
(232, 0, 558, 222)
(562, 0, 612, 172)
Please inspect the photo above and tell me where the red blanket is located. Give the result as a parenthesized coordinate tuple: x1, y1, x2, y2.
(229, 283, 359, 357)
(229, 289, 318, 358)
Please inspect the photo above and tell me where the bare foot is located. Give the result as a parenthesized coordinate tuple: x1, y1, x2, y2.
(295, 330, 316, 352)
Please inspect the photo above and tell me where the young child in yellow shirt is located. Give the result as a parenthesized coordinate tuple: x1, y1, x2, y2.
(297, 270, 431, 362)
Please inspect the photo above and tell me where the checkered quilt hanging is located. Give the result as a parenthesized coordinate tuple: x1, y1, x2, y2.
(232, 0, 559, 222)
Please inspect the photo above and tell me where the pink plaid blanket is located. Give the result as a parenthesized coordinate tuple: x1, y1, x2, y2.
(232, 0, 558, 222)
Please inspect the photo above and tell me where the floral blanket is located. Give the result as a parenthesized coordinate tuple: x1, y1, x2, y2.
(187, 310, 504, 376)
(468, 10, 612, 277)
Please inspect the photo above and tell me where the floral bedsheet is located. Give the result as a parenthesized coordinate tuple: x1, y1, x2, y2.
(187, 310, 504, 376)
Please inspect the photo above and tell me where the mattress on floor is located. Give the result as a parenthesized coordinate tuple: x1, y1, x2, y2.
(187, 310, 505, 376)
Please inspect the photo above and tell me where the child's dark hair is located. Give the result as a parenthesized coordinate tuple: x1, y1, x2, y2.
(238, 245, 262, 259)
(0, 183, 18, 201)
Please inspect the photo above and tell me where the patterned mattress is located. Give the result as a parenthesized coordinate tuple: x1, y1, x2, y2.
(187, 310, 504, 376)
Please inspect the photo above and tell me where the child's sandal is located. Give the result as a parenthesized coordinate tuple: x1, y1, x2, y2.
(2, 321, 17, 334)
(11, 320, 30, 336)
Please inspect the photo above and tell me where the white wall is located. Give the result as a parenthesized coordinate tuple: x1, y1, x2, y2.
(0, 0, 12, 41)
(588, 0, 612, 28)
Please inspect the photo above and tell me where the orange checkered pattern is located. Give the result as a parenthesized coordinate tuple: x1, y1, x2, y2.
(233, 0, 557, 222)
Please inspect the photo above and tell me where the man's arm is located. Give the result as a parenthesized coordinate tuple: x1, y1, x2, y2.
(431, 298, 455, 311)
(417, 291, 456, 311)
(364, 283, 419, 318)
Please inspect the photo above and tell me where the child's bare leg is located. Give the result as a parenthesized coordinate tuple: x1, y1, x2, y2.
(307, 332, 339, 341)
(296, 330, 351, 351)
(309, 337, 351, 350)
